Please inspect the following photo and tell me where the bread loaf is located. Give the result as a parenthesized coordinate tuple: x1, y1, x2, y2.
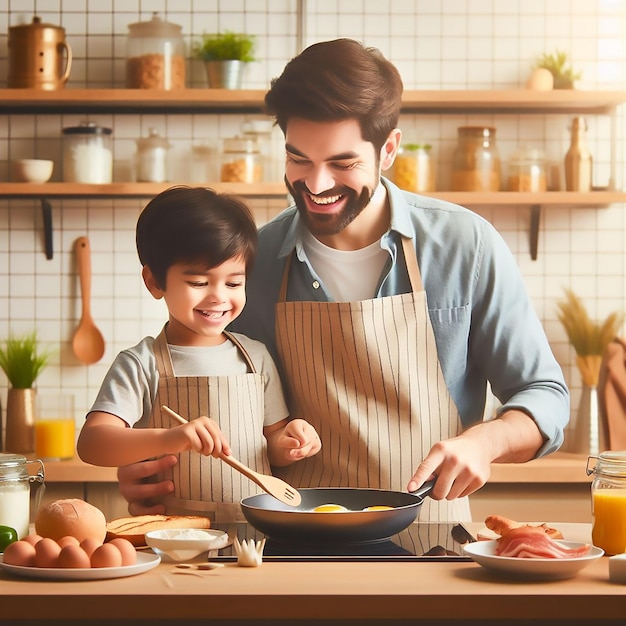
(106, 515, 211, 546)
(35, 499, 107, 543)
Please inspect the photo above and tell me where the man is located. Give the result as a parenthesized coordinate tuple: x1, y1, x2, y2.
(118, 39, 569, 521)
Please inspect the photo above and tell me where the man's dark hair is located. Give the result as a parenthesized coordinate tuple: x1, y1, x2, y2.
(136, 186, 257, 289)
(264, 38, 403, 151)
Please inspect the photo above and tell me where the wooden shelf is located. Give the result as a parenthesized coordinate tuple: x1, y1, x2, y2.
(1, 88, 624, 115)
(2, 185, 624, 206)
(0, 181, 288, 199)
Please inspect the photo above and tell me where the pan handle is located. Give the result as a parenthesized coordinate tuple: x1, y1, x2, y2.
(409, 478, 436, 500)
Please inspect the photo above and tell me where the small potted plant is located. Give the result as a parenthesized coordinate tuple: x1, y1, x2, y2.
(192, 31, 256, 89)
(0, 331, 51, 453)
(532, 50, 582, 89)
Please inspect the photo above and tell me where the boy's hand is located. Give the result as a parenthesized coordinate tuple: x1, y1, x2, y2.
(275, 418, 322, 463)
(170, 416, 232, 458)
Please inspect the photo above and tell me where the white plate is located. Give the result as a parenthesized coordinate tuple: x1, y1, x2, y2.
(463, 540, 603, 580)
(0, 551, 160, 581)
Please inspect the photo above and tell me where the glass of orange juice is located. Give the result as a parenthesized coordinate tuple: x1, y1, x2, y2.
(35, 394, 76, 461)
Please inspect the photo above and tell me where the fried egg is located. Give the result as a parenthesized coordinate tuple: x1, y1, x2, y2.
(312, 504, 349, 513)
(362, 505, 394, 511)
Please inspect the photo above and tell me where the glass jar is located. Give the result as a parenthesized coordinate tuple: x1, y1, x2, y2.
(587, 451, 626, 555)
(391, 144, 435, 192)
(220, 136, 263, 183)
(0, 453, 45, 539)
(507, 148, 547, 192)
(191, 142, 218, 183)
(241, 120, 274, 182)
(125, 12, 185, 90)
(62, 121, 113, 183)
(134, 128, 171, 182)
(451, 126, 501, 191)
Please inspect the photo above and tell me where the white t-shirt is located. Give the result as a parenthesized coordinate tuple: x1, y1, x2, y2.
(88, 332, 289, 430)
(302, 229, 388, 302)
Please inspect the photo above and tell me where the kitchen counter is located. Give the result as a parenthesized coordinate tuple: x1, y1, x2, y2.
(34, 451, 592, 483)
(32, 452, 594, 522)
(0, 524, 624, 625)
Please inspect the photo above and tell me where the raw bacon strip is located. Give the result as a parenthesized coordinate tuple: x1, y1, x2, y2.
(495, 526, 591, 559)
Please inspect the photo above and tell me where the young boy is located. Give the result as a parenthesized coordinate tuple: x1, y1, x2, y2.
(77, 186, 321, 520)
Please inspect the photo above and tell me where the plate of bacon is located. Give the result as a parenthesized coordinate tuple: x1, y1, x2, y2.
(463, 515, 604, 580)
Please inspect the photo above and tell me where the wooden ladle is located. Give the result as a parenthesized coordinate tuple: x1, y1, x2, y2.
(72, 236, 105, 364)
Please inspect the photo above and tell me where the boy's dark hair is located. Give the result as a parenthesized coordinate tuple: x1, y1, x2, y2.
(136, 186, 257, 289)
(264, 38, 403, 152)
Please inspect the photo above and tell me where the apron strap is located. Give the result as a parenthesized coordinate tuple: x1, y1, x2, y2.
(278, 236, 424, 301)
(401, 236, 424, 293)
(153, 327, 258, 376)
(278, 254, 293, 303)
(154, 327, 175, 377)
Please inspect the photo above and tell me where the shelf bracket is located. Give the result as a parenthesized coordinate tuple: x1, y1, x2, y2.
(529, 204, 541, 261)
(40, 198, 53, 259)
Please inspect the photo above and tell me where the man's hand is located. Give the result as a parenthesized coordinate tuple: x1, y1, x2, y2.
(407, 410, 545, 499)
(116, 455, 177, 516)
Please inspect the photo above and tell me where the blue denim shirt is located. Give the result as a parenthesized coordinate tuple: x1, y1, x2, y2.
(231, 178, 569, 456)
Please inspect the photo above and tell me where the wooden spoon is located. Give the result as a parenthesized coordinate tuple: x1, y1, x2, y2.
(72, 236, 105, 364)
(161, 406, 302, 507)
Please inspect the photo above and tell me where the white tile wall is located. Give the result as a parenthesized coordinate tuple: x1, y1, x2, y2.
(0, 0, 625, 440)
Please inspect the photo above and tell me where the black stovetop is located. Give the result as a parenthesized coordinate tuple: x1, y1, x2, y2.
(210, 522, 475, 562)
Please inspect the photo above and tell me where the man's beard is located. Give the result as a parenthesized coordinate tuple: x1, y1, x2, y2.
(286, 178, 374, 237)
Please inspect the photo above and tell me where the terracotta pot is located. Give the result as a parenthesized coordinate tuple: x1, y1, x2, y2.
(4, 388, 36, 454)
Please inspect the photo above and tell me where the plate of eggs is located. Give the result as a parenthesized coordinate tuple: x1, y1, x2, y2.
(241, 481, 434, 543)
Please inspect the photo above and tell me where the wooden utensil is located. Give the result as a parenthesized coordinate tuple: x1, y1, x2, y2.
(161, 405, 302, 507)
(72, 236, 105, 364)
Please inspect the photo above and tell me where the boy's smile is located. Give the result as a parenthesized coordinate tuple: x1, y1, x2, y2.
(143, 257, 247, 346)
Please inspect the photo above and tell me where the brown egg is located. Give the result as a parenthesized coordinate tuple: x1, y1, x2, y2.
(90, 543, 123, 568)
(3, 540, 36, 566)
(57, 544, 91, 568)
(21, 534, 43, 546)
(79, 538, 102, 558)
(58, 535, 80, 548)
(34, 538, 62, 568)
(108, 538, 137, 566)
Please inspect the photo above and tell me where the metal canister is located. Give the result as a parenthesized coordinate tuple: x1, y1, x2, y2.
(587, 451, 626, 555)
(0, 453, 45, 539)
(7, 16, 72, 90)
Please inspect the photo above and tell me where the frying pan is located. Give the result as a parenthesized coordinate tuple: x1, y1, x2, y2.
(240, 480, 435, 543)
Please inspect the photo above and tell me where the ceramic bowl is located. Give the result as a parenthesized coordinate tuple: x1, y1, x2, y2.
(12, 159, 54, 183)
(145, 528, 229, 562)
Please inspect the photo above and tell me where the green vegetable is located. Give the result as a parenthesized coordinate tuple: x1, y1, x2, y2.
(0, 525, 18, 551)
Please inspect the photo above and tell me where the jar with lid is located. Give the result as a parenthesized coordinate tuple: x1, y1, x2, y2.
(451, 126, 501, 191)
(391, 143, 436, 193)
(126, 12, 185, 89)
(134, 128, 171, 182)
(241, 120, 274, 181)
(220, 136, 263, 183)
(62, 121, 113, 183)
(586, 451, 626, 555)
(0, 453, 45, 539)
(507, 148, 547, 192)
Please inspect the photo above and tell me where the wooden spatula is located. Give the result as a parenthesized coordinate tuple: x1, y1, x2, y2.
(161, 405, 302, 507)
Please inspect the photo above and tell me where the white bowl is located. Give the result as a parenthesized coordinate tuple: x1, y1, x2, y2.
(145, 528, 229, 562)
(12, 159, 54, 183)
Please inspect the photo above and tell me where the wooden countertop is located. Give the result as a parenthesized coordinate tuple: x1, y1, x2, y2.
(34, 452, 593, 484)
(0, 524, 623, 625)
